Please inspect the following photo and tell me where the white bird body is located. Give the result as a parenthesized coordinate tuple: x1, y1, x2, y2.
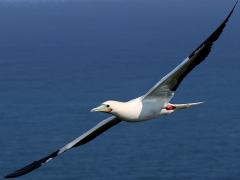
(102, 98, 203, 122)
(4, 2, 237, 179)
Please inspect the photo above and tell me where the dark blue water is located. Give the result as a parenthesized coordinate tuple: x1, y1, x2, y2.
(0, 0, 240, 179)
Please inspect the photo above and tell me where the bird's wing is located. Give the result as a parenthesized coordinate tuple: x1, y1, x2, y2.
(143, 2, 237, 102)
(4, 116, 121, 178)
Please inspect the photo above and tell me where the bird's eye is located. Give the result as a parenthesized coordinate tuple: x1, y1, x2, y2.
(106, 105, 110, 107)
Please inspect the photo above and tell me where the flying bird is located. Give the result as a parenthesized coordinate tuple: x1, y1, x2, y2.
(4, 2, 238, 178)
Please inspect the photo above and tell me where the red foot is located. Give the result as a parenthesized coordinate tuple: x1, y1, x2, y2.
(166, 104, 176, 110)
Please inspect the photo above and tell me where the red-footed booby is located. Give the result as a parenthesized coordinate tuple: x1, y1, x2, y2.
(4, 1, 238, 178)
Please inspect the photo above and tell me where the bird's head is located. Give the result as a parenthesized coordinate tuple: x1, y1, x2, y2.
(91, 100, 120, 114)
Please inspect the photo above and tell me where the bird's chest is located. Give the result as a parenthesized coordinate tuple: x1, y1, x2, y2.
(120, 100, 164, 122)
(119, 108, 142, 121)
(114, 99, 143, 121)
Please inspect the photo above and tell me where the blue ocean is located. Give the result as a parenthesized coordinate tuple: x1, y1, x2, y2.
(1, 0, 240, 179)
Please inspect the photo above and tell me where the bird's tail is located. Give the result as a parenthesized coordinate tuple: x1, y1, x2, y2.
(169, 102, 204, 110)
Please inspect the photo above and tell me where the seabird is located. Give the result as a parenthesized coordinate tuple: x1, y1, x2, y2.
(4, 2, 238, 178)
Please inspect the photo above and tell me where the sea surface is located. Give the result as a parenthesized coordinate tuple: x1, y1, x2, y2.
(0, 0, 240, 180)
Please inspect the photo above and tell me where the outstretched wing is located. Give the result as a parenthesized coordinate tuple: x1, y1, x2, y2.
(143, 2, 237, 101)
(4, 116, 121, 178)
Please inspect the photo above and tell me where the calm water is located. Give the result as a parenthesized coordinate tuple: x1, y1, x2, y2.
(0, 0, 240, 179)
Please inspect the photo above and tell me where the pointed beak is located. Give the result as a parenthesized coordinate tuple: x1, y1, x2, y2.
(91, 104, 112, 112)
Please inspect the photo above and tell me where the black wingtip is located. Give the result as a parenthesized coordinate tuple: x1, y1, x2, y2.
(218, 1, 238, 29)
(4, 150, 59, 178)
(230, 0, 238, 17)
(4, 175, 13, 179)
(4, 160, 42, 178)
